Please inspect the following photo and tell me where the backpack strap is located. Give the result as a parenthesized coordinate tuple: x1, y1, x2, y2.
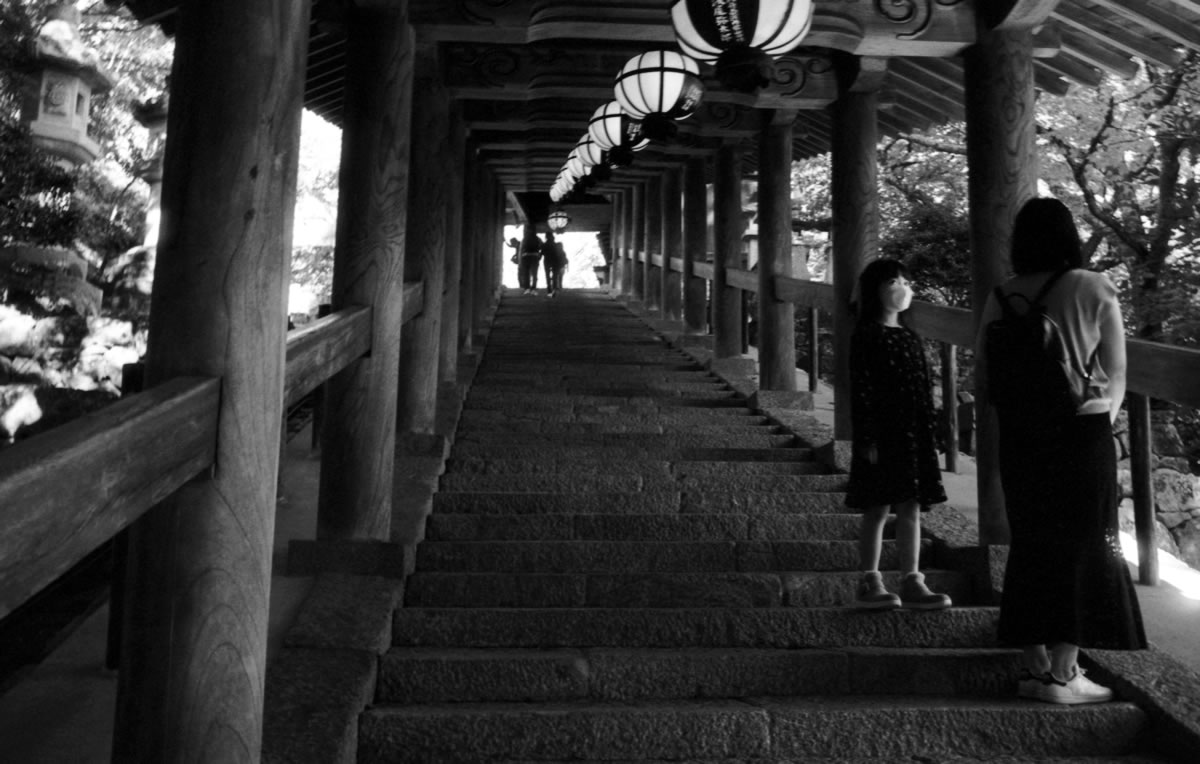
(993, 268, 1071, 316)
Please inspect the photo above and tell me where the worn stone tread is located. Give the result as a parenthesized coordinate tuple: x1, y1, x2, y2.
(403, 570, 972, 609)
(391, 606, 1000, 649)
(413, 539, 927, 573)
(375, 647, 1027, 704)
(358, 696, 1145, 762)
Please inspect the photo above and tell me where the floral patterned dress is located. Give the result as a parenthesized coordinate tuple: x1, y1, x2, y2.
(845, 321, 946, 510)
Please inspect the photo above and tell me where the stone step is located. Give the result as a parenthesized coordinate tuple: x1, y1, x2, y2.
(430, 490, 849, 516)
(357, 696, 1144, 762)
(437, 473, 647, 494)
(375, 647, 1026, 704)
(464, 393, 748, 409)
(454, 431, 796, 449)
(404, 570, 971, 609)
(433, 491, 683, 515)
(446, 441, 810, 461)
(456, 407, 761, 424)
(391, 607, 999, 649)
(424, 511, 866, 542)
(678, 447, 818, 462)
(413, 539, 926, 573)
(443, 457, 677, 479)
(455, 421, 783, 437)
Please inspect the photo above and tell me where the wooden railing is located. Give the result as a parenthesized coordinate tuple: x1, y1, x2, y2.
(0, 280, 425, 621)
(650, 252, 1200, 581)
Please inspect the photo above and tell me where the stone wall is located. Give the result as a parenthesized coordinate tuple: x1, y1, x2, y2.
(1114, 410, 1200, 570)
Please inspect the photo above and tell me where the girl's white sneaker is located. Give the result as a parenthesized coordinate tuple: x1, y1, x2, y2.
(1037, 667, 1114, 705)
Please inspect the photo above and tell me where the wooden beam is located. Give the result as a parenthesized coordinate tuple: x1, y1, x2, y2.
(774, 276, 836, 312)
(1057, 25, 1140, 79)
(726, 267, 758, 293)
(284, 305, 373, 408)
(1127, 339, 1200, 408)
(1040, 49, 1105, 87)
(1054, 0, 1184, 68)
(1087, 0, 1200, 51)
(0, 377, 219, 621)
(693, 262, 714, 280)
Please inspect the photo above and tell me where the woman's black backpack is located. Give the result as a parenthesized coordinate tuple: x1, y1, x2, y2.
(984, 270, 1095, 420)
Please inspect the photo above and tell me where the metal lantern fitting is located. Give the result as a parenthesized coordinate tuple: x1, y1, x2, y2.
(613, 50, 704, 142)
(588, 101, 650, 168)
(547, 210, 570, 232)
(671, 0, 814, 92)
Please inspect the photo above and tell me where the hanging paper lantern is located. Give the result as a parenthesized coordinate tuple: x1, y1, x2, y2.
(574, 134, 605, 168)
(671, 0, 814, 92)
(613, 50, 704, 141)
(547, 209, 570, 232)
(588, 101, 651, 167)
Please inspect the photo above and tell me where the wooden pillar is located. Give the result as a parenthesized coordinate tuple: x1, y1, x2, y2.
(316, 8, 413, 541)
(112, 0, 310, 759)
(612, 190, 624, 293)
(830, 61, 882, 439)
(713, 142, 744, 358)
(965, 26, 1038, 544)
(630, 183, 645, 300)
(644, 176, 663, 311)
(683, 156, 708, 333)
(757, 113, 798, 390)
(459, 156, 480, 354)
(398, 43, 450, 434)
(439, 106, 466, 384)
(661, 166, 683, 321)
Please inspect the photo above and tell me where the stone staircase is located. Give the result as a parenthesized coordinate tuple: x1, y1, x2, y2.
(358, 291, 1167, 762)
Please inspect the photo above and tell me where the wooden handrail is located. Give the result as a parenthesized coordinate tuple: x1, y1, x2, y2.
(650, 253, 664, 268)
(692, 262, 714, 280)
(402, 280, 424, 324)
(774, 275, 836, 312)
(726, 267, 758, 293)
(1128, 339, 1200, 409)
(669, 256, 683, 273)
(284, 306, 372, 408)
(0, 377, 220, 620)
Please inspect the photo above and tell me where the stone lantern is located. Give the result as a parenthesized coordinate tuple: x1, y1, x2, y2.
(21, 4, 114, 166)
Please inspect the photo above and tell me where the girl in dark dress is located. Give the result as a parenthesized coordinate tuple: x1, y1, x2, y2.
(976, 198, 1145, 706)
(846, 259, 950, 611)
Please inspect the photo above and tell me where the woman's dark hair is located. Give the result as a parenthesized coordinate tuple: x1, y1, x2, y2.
(1011, 197, 1083, 274)
(855, 258, 908, 325)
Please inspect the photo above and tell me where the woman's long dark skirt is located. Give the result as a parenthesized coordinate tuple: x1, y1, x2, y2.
(997, 412, 1147, 649)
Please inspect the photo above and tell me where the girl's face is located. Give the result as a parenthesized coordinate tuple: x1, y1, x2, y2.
(879, 274, 913, 313)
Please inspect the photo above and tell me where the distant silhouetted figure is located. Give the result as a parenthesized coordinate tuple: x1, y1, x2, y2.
(977, 196, 1145, 706)
(540, 232, 566, 297)
(518, 227, 542, 294)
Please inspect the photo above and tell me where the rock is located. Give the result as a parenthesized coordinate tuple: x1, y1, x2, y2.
(1171, 519, 1200, 571)
(0, 307, 37, 355)
(1116, 467, 1132, 499)
(1156, 456, 1192, 474)
(1118, 499, 1180, 557)
(1154, 468, 1197, 516)
(0, 384, 43, 440)
(84, 317, 134, 347)
(1151, 419, 1187, 458)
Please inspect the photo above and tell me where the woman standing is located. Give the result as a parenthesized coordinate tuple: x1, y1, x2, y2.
(976, 197, 1146, 705)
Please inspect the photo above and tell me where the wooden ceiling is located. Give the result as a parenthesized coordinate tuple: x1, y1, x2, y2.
(116, 0, 1200, 196)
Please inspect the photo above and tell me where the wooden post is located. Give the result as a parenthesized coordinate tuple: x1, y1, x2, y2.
(398, 42, 450, 434)
(808, 307, 820, 392)
(630, 183, 645, 301)
(644, 175, 663, 312)
(941, 343, 959, 474)
(965, 26, 1038, 544)
(1129, 393, 1159, 585)
(683, 157, 708, 333)
(439, 106, 466, 385)
(830, 64, 881, 438)
(610, 190, 623, 292)
(316, 8, 413, 542)
(757, 113, 798, 391)
(713, 142, 744, 358)
(112, 0, 310, 759)
(459, 156, 480, 355)
(661, 166, 683, 321)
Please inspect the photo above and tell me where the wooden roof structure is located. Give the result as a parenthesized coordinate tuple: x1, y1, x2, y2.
(114, 0, 1200, 197)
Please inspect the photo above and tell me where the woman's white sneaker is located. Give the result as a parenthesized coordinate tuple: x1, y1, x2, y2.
(1036, 667, 1114, 705)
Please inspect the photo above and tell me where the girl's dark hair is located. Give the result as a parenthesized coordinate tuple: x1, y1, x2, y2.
(1011, 197, 1083, 274)
(855, 258, 908, 325)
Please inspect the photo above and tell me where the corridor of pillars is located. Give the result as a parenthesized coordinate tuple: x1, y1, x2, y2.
(353, 288, 1148, 762)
